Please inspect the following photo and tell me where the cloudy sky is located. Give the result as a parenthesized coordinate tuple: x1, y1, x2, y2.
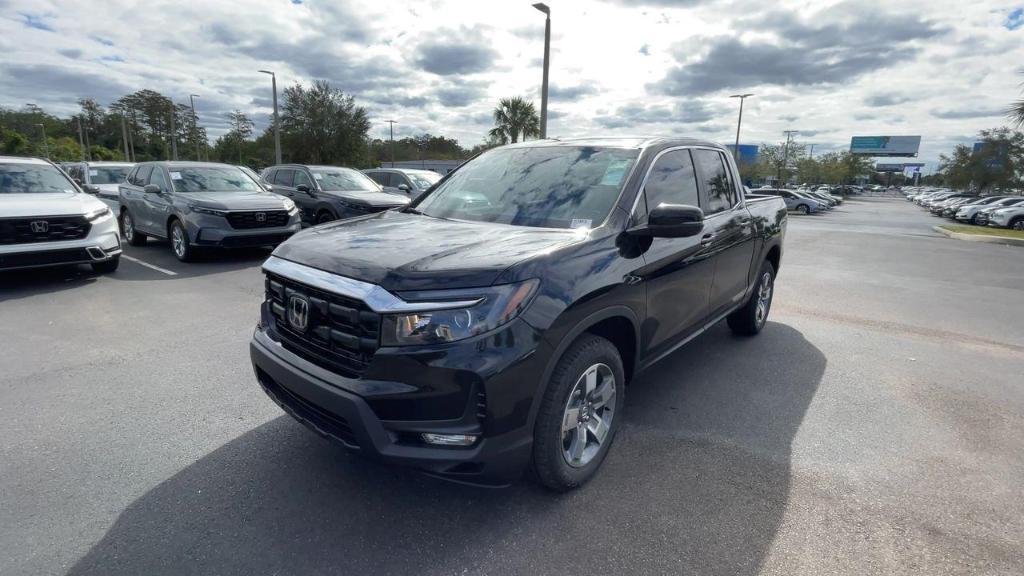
(2, 0, 1022, 169)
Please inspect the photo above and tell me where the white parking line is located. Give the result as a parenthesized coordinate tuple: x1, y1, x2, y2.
(122, 255, 178, 276)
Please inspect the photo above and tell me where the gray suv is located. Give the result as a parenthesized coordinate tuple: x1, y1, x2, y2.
(262, 164, 409, 225)
(118, 162, 300, 261)
(363, 168, 441, 200)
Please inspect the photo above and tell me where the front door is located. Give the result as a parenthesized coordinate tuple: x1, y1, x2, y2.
(141, 166, 174, 237)
(634, 148, 715, 361)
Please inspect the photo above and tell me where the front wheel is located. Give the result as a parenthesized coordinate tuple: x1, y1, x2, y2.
(1011, 219, 1024, 231)
(796, 204, 810, 215)
(169, 220, 195, 262)
(532, 334, 624, 492)
(316, 210, 336, 224)
(727, 260, 776, 336)
(121, 211, 147, 246)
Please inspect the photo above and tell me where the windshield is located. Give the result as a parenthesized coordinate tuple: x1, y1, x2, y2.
(312, 168, 380, 192)
(416, 146, 639, 229)
(170, 166, 261, 193)
(0, 163, 76, 194)
(90, 166, 131, 185)
(408, 172, 441, 190)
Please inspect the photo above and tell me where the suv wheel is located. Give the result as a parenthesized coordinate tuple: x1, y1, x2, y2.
(121, 211, 147, 246)
(1011, 218, 1024, 231)
(796, 204, 810, 215)
(316, 210, 336, 224)
(727, 260, 776, 336)
(532, 334, 624, 491)
(169, 220, 194, 262)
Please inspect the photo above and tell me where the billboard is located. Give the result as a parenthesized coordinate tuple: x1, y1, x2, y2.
(875, 163, 904, 172)
(850, 136, 921, 157)
(725, 144, 759, 165)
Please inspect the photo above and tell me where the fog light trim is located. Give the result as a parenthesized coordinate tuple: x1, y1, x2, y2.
(421, 433, 478, 446)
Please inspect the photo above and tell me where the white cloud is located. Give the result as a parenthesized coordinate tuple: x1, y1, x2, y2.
(0, 0, 1021, 166)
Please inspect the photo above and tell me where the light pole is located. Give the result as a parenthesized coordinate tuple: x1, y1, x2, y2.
(169, 102, 178, 160)
(782, 130, 799, 186)
(259, 70, 282, 165)
(386, 120, 397, 167)
(35, 123, 49, 159)
(76, 116, 87, 161)
(189, 94, 201, 161)
(533, 3, 551, 139)
(729, 93, 753, 163)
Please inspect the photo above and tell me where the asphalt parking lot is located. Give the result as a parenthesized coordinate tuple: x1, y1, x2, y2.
(2, 197, 1022, 576)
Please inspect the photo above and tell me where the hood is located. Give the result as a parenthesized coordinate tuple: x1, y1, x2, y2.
(0, 192, 105, 217)
(271, 209, 585, 291)
(178, 190, 288, 211)
(321, 189, 410, 208)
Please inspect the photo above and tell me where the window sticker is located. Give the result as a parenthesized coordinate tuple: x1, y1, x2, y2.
(600, 159, 632, 186)
(88, 169, 99, 176)
(313, 173, 323, 179)
(170, 171, 183, 180)
(570, 218, 592, 229)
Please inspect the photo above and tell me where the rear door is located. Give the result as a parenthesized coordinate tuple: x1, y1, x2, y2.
(692, 148, 756, 318)
(634, 147, 715, 360)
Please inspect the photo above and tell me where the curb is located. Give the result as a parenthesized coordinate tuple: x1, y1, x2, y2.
(932, 226, 1024, 247)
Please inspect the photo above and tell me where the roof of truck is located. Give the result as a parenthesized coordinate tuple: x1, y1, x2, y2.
(502, 137, 726, 150)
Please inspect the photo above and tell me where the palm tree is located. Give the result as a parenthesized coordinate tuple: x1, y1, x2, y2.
(1010, 71, 1024, 128)
(488, 96, 541, 144)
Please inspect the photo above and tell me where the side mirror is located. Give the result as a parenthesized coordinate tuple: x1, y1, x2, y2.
(296, 184, 314, 195)
(630, 204, 704, 238)
(144, 184, 161, 194)
(397, 183, 411, 193)
(84, 184, 100, 194)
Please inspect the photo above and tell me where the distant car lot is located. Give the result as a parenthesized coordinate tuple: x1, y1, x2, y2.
(2, 198, 1022, 575)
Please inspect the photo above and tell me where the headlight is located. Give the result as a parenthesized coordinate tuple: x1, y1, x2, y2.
(381, 279, 540, 346)
(189, 204, 227, 217)
(85, 206, 112, 222)
(282, 198, 297, 212)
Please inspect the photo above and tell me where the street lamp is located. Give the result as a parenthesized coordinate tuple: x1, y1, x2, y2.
(533, 2, 550, 139)
(35, 123, 49, 159)
(385, 120, 397, 167)
(189, 94, 201, 161)
(259, 70, 282, 165)
(782, 130, 799, 186)
(729, 93, 754, 163)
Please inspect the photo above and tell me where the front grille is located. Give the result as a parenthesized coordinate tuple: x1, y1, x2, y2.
(0, 216, 91, 245)
(256, 367, 359, 447)
(266, 272, 381, 378)
(226, 210, 289, 229)
(0, 247, 91, 270)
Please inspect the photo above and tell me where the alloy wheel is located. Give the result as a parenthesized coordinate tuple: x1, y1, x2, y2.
(561, 363, 616, 468)
(171, 225, 186, 258)
(755, 270, 773, 327)
(122, 214, 133, 242)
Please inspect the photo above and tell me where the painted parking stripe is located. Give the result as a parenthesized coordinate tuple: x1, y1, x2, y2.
(122, 255, 178, 276)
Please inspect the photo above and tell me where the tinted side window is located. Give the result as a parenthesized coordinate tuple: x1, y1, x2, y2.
(262, 168, 276, 185)
(149, 167, 169, 192)
(293, 169, 312, 188)
(134, 166, 153, 186)
(393, 173, 410, 187)
(693, 149, 733, 215)
(366, 171, 384, 185)
(643, 149, 700, 216)
(275, 169, 294, 187)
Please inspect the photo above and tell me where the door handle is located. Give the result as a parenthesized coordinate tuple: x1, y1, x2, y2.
(700, 233, 715, 246)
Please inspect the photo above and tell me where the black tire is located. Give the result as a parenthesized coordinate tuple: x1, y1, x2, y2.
(727, 260, 776, 336)
(796, 204, 810, 215)
(121, 211, 147, 246)
(168, 219, 195, 262)
(532, 334, 625, 492)
(1011, 218, 1024, 231)
(316, 210, 336, 224)
(91, 256, 119, 274)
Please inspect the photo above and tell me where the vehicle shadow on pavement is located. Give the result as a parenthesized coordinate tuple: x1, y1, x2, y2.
(66, 322, 823, 576)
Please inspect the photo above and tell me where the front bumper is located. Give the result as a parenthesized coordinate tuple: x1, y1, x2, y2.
(249, 313, 546, 486)
(0, 214, 121, 271)
(186, 213, 301, 248)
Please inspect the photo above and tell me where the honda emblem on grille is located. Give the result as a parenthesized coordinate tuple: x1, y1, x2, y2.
(30, 220, 49, 233)
(255, 212, 266, 223)
(287, 294, 309, 331)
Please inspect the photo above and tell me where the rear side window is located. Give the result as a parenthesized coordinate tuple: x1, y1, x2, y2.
(643, 149, 700, 215)
(693, 150, 735, 215)
(275, 169, 294, 187)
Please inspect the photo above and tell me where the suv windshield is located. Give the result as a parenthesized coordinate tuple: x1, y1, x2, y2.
(408, 172, 440, 190)
(416, 146, 639, 229)
(0, 163, 76, 194)
(170, 166, 261, 193)
(311, 168, 379, 192)
(91, 166, 131, 184)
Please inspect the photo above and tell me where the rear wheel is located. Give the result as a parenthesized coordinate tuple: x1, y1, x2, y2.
(727, 260, 776, 336)
(796, 204, 810, 215)
(532, 334, 624, 492)
(121, 211, 147, 246)
(169, 219, 195, 262)
(316, 210, 336, 224)
(1011, 218, 1024, 231)
(91, 256, 119, 274)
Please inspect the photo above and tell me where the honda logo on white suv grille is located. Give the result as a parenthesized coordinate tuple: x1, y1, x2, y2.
(30, 221, 49, 233)
(255, 212, 266, 223)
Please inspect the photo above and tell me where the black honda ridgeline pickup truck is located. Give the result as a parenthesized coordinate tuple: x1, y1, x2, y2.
(250, 137, 786, 491)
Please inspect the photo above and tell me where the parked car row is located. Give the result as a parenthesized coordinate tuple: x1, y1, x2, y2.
(905, 187, 1024, 230)
(751, 186, 843, 214)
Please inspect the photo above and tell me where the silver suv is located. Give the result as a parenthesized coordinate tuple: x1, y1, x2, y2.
(62, 161, 134, 210)
(118, 162, 300, 262)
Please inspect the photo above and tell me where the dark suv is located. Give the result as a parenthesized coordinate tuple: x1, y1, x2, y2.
(119, 162, 300, 261)
(262, 164, 409, 225)
(250, 138, 786, 490)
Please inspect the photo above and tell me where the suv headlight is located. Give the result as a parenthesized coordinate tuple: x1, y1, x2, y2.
(381, 279, 540, 346)
(282, 198, 297, 213)
(189, 204, 227, 217)
(85, 206, 112, 222)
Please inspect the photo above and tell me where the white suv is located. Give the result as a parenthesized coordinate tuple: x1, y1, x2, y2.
(0, 156, 121, 274)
